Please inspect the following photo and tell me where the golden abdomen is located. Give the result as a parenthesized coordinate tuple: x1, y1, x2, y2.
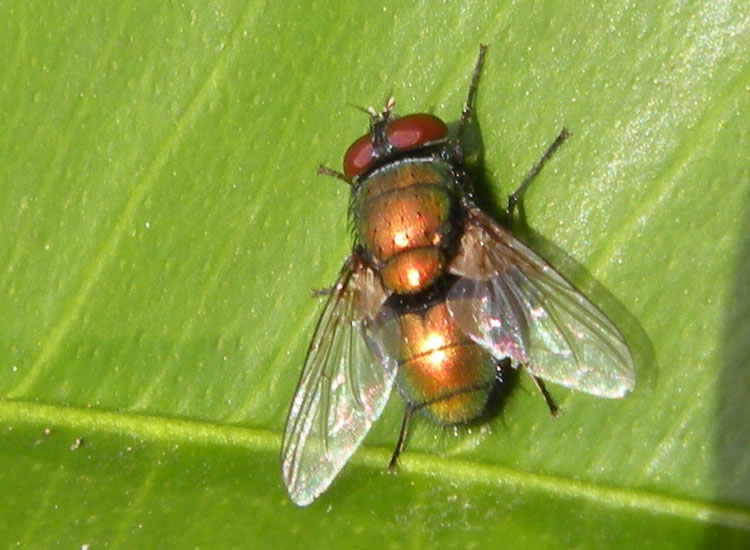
(395, 301, 496, 424)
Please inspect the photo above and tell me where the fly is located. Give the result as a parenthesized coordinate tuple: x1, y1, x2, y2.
(281, 45, 635, 506)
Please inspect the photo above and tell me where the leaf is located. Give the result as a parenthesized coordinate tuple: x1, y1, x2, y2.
(1, 0, 748, 548)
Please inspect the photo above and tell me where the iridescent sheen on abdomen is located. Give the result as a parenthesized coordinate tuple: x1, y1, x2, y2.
(394, 300, 496, 424)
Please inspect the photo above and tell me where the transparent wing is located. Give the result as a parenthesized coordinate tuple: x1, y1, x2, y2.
(448, 208, 635, 398)
(281, 256, 399, 506)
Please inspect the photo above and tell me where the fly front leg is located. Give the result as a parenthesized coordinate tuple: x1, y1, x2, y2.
(454, 44, 488, 163)
(318, 164, 353, 185)
(506, 128, 570, 223)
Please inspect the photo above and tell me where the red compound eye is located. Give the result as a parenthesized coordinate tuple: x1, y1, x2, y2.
(343, 133, 373, 180)
(386, 114, 448, 150)
(342, 114, 448, 180)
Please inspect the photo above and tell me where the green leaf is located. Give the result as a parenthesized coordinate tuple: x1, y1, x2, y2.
(1, 0, 748, 548)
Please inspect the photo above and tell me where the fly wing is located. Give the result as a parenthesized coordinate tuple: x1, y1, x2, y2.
(281, 256, 399, 506)
(448, 208, 635, 398)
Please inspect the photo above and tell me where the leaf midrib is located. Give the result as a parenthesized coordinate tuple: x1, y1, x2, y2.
(2, 399, 747, 529)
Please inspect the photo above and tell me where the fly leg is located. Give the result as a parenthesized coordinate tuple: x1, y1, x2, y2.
(528, 373, 560, 417)
(388, 381, 497, 472)
(506, 128, 570, 223)
(318, 165, 353, 185)
(311, 287, 334, 297)
(454, 44, 488, 162)
(387, 405, 414, 472)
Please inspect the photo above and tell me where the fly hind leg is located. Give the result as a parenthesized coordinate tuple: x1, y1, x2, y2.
(388, 405, 414, 472)
(528, 373, 560, 417)
(387, 382, 495, 472)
